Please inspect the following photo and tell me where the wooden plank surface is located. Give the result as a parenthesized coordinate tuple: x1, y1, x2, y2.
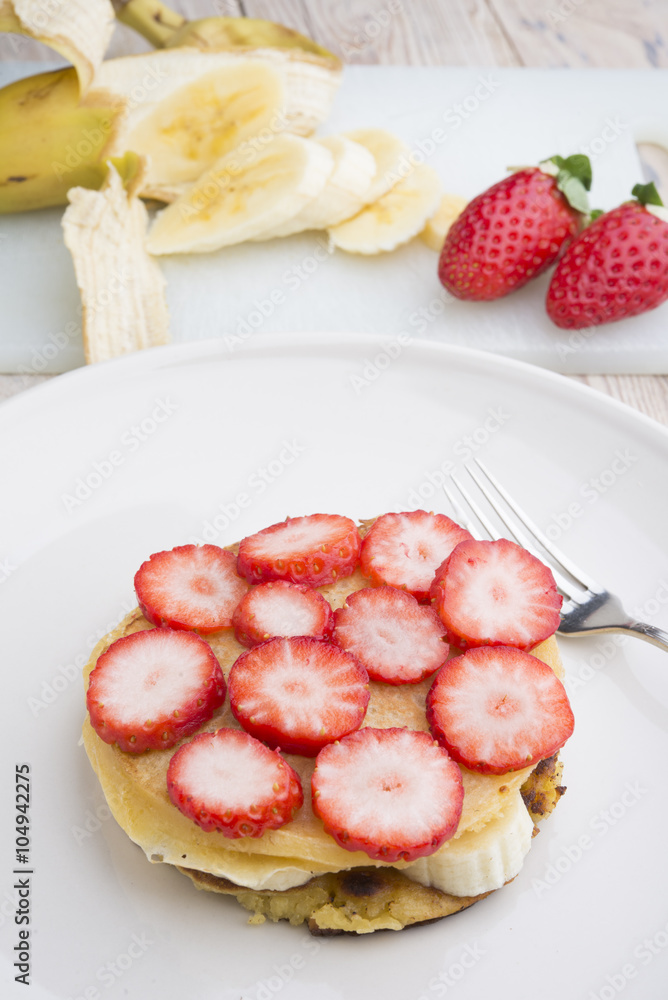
(1, 0, 667, 426)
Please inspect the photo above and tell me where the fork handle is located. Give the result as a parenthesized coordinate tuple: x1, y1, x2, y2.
(626, 620, 668, 653)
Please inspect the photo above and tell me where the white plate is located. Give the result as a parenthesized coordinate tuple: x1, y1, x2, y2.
(1, 333, 667, 1000)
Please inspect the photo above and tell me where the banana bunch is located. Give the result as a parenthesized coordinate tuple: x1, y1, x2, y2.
(0, 0, 341, 212)
(147, 127, 445, 256)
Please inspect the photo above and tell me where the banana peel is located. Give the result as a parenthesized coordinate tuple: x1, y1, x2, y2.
(62, 161, 170, 363)
(0, 0, 115, 92)
(0, 68, 135, 213)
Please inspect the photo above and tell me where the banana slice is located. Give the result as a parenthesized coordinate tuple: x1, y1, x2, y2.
(62, 162, 170, 364)
(343, 128, 410, 203)
(404, 791, 534, 897)
(0, 0, 114, 92)
(257, 135, 377, 238)
(328, 163, 442, 255)
(146, 133, 334, 255)
(94, 48, 341, 201)
(421, 192, 468, 251)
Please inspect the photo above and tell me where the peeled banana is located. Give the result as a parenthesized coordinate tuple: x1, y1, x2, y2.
(344, 128, 411, 204)
(0, 0, 114, 91)
(257, 134, 377, 238)
(405, 790, 535, 897)
(329, 162, 442, 254)
(146, 133, 334, 255)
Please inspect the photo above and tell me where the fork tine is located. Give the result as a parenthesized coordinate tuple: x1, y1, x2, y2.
(472, 458, 602, 593)
(446, 465, 586, 601)
(442, 484, 483, 538)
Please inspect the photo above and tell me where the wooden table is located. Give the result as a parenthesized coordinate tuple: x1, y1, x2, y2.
(1, 0, 668, 425)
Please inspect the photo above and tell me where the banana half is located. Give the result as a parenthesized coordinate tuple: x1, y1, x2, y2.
(95, 49, 341, 200)
(146, 133, 334, 255)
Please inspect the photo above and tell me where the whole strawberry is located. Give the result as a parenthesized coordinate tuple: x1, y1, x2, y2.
(546, 182, 668, 328)
(438, 155, 591, 301)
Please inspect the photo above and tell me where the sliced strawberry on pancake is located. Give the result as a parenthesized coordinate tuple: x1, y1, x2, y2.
(86, 628, 226, 753)
(333, 586, 449, 684)
(232, 581, 334, 648)
(228, 636, 369, 756)
(135, 544, 249, 632)
(360, 510, 472, 602)
(430, 537, 562, 651)
(311, 727, 464, 862)
(237, 513, 361, 587)
(426, 645, 574, 774)
(167, 728, 303, 837)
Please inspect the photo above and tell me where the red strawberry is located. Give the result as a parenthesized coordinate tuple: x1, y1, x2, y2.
(438, 156, 591, 301)
(333, 586, 449, 684)
(311, 728, 463, 862)
(232, 581, 334, 647)
(547, 182, 668, 328)
(426, 646, 574, 774)
(431, 538, 562, 651)
(86, 628, 226, 753)
(167, 728, 303, 836)
(135, 544, 249, 633)
(237, 514, 361, 587)
(228, 636, 369, 756)
(360, 510, 472, 602)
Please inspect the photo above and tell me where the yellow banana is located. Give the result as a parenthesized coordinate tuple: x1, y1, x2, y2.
(112, 0, 341, 65)
(0, 68, 134, 214)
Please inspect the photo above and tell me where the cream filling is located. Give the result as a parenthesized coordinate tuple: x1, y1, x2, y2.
(159, 791, 534, 896)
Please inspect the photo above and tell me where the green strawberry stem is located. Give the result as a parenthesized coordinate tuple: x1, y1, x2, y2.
(539, 153, 592, 214)
(631, 181, 664, 207)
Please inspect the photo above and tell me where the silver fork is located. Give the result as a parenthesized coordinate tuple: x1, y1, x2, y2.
(443, 459, 668, 654)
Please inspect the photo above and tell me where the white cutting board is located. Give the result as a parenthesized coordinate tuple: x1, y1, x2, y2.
(1, 64, 667, 375)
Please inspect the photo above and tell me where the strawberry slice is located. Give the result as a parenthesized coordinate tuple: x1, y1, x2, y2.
(232, 581, 334, 648)
(430, 537, 562, 651)
(426, 646, 574, 774)
(86, 628, 226, 753)
(134, 544, 249, 633)
(228, 636, 369, 756)
(167, 728, 303, 837)
(311, 728, 464, 862)
(237, 514, 361, 587)
(360, 511, 472, 602)
(333, 586, 449, 684)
